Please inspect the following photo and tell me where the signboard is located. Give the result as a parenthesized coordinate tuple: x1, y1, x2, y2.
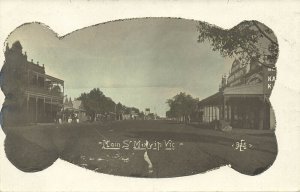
(263, 65, 277, 96)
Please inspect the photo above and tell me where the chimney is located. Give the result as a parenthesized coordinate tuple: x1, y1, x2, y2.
(31, 59, 33, 63)
(37, 61, 39, 66)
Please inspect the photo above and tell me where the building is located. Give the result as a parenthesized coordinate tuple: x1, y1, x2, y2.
(72, 99, 89, 122)
(63, 97, 90, 122)
(198, 59, 276, 130)
(145, 108, 150, 116)
(1, 41, 64, 125)
(144, 108, 158, 120)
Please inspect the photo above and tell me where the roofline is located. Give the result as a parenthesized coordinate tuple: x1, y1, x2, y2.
(198, 92, 223, 106)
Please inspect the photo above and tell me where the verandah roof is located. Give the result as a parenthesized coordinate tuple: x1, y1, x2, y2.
(198, 92, 223, 106)
(198, 83, 265, 106)
(223, 83, 264, 98)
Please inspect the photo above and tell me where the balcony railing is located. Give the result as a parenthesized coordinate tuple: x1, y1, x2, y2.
(26, 86, 63, 98)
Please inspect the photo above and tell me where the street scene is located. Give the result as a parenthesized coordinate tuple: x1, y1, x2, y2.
(1, 18, 278, 177)
(5, 120, 276, 177)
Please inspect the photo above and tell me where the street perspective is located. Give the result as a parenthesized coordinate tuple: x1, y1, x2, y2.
(0, 18, 278, 178)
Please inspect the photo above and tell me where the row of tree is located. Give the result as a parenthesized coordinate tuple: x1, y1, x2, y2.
(166, 92, 199, 122)
(78, 88, 143, 121)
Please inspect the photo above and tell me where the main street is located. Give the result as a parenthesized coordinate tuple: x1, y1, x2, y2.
(5, 120, 277, 177)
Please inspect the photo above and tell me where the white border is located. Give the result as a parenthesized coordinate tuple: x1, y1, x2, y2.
(1, 0, 300, 191)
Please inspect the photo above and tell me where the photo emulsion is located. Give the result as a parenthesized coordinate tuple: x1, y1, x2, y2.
(0, 18, 278, 177)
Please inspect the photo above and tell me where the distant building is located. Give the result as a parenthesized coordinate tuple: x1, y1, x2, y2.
(145, 108, 150, 116)
(1, 41, 64, 125)
(121, 109, 139, 120)
(147, 113, 156, 120)
(144, 108, 157, 120)
(198, 59, 276, 130)
(63, 97, 90, 122)
(122, 114, 132, 120)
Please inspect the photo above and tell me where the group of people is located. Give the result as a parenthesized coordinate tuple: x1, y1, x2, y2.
(67, 113, 79, 123)
(56, 111, 79, 124)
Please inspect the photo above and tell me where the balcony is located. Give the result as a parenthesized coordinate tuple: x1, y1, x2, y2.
(25, 85, 63, 100)
(26, 70, 64, 100)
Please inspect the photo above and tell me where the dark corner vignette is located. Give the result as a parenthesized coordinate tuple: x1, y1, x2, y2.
(1, 18, 278, 177)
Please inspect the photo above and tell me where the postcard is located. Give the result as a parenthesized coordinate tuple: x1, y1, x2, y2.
(0, 1, 299, 191)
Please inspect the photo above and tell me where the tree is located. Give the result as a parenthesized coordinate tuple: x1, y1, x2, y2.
(102, 97, 115, 113)
(78, 88, 142, 121)
(166, 92, 199, 122)
(78, 88, 109, 121)
(116, 102, 125, 113)
(197, 20, 279, 68)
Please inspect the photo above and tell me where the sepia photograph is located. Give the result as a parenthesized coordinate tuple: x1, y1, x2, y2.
(1, 1, 300, 191)
(1, 18, 278, 178)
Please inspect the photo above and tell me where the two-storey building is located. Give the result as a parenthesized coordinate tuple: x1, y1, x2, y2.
(2, 41, 64, 125)
(198, 59, 276, 130)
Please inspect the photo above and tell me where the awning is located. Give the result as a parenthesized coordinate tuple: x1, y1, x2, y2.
(223, 83, 264, 98)
(198, 92, 223, 106)
(198, 83, 266, 107)
(64, 107, 85, 112)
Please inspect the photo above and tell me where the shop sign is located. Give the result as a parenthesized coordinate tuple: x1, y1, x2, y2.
(263, 66, 276, 95)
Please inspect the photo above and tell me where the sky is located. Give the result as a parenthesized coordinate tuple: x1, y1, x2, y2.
(6, 18, 234, 117)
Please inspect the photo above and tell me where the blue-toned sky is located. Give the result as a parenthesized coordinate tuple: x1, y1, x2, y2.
(6, 18, 233, 116)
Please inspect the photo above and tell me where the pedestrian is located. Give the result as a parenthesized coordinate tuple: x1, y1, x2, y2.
(68, 115, 72, 123)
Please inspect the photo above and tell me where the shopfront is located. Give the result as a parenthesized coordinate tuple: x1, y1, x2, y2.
(197, 59, 276, 130)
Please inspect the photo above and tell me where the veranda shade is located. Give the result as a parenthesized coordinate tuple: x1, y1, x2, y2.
(223, 83, 264, 98)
